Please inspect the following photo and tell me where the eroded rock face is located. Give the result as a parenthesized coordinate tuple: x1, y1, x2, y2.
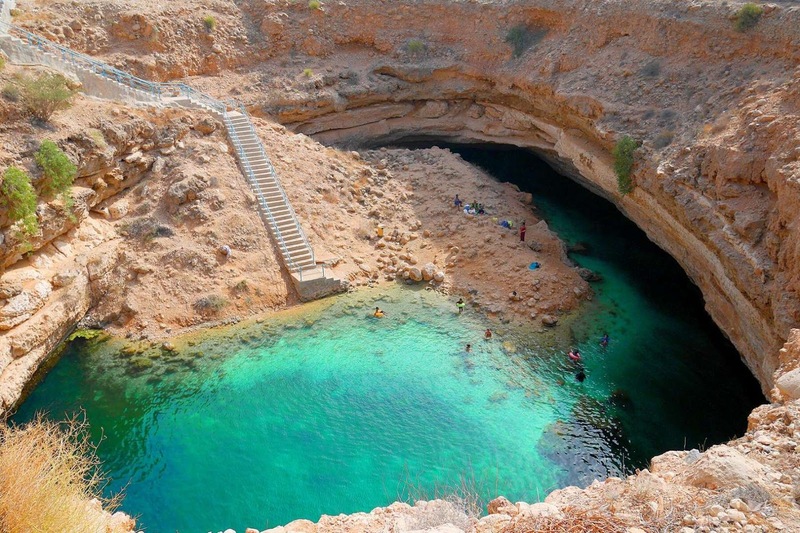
(227, 0, 800, 393)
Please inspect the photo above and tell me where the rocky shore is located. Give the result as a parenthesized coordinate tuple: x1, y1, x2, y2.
(1, 0, 799, 531)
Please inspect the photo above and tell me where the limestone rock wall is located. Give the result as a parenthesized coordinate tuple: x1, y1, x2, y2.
(216, 0, 800, 393)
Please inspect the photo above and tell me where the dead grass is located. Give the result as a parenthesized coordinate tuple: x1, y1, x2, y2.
(0, 414, 128, 533)
(503, 506, 630, 533)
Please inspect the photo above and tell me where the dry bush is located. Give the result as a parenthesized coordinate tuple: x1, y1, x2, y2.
(503, 506, 629, 533)
(356, 220, 374, 240)
(321, 189, 339, 204)
(0, 414, 127, 533)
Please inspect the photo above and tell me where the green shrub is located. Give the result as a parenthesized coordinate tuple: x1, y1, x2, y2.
(9, 8, 20, 17)
(203, 15, 216, 31)
(612, 135, 638, 195)
(88, 128, 108, 148)
(0, 56, 5, 71)
(16, 73, 76, 122)
(1, 167, 39, 237)
(303, 68, 314, 77)
(407, 38, 426, 55)
(2, 83, 19, 102)
(735, 3, 763, 32)
(35, 140, 76, 198)
(505, 24, 548, 58)
(309, 0, 321, 9)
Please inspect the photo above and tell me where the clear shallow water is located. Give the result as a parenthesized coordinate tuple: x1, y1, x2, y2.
(13, 148, 763, 533)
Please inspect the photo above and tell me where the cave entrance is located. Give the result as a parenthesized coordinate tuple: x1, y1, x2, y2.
(386, 139, 764, 455)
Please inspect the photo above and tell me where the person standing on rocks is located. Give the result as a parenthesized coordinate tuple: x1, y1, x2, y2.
(519, 221, 527, 242)
(457, 298, 465, 314)
(454, 194, 463, 208)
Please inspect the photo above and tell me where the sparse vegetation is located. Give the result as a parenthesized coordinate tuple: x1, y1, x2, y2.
(2, 83, 19, 102)
(303, 68, 314, 77)
(407, 38, 426, 55)
(505, 24, 548, 58)
(0, 56, 5, 71)
(505, 506, 629, 533)
(735, 3, 764, 32)
(15, 72, 76, 122)
(0, 414, 125, 533)
(194, 294, 228, 314)
(232, 279, 250, 294)
(35, 140, 76, 199)
(203, 15, 216, 31)
(87, 128, 108, 148)
(613, 135, 638, 195)
(1, 166, 39, 238)
(309, 0, 321, 9)
(9, 8, 20, 17)
(640, 60, 661, 78)
(653, 130, 675, 149)
(119, 217, 174, 241)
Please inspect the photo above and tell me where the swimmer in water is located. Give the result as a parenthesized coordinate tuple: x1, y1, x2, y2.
(373, 307, 385, 318)
(600, 333, 609, 348)
(465, 343, 472, 353)
(484, 329, 493, 340)
(568, 348, 582, 362)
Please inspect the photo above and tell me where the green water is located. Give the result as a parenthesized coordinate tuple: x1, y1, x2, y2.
(12, 147, 763, 533)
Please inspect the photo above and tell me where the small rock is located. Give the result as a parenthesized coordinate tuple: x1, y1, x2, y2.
(730, 498, 749, 512)
(541, 314, 558, 327)
(487, 496, 513, 514)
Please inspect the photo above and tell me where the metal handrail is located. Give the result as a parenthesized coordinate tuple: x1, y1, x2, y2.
(223, 110, 302, 276)
(0, 14, 319, 278)
(0, 19, 163, 97)
(234, 102, 316, 268)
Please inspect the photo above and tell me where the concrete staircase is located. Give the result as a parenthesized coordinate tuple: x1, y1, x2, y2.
(0, 5, 343, 299)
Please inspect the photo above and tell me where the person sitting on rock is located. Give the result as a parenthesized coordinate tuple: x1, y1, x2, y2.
(454, 194, 463, 208)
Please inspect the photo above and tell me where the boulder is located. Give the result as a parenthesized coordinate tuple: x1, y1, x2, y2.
(577, 267, 602, 282)
(434, 271, 445, 283)
(518, 502, 562, 519)
(0, 281, 52, 330)
(284, 519, 316, 533)
(421, 262, 436, 281)
(541, 314, 559, 327)
(475, 514, 512, 533)
(195, 117, 218, 135)
(166, 176, 207, 206)
(680, 445, 777, 490)
(408, 267, 423, 282)
(108, 199, 130, 220)
(775, 368, 800, 400)
(487, 496, 513, 515)
(51, 270, 79, 288)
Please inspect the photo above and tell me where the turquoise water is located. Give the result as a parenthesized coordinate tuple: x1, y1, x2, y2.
(12, 147, 763, 533)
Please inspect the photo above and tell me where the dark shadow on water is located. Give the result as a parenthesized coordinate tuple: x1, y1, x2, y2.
(390, 140, 764, 470)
